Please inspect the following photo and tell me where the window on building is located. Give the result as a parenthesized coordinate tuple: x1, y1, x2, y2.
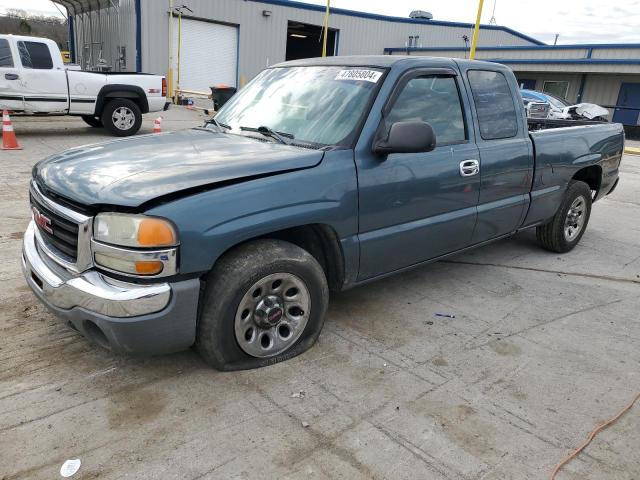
(386, 75, 467, 145)
(467, 70, 518, 140)
(17, 41, 53, 69)
(0, 39, 13, 68)
(542, 81, 570, 101)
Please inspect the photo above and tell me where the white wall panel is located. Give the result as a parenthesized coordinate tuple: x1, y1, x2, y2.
(172, 17, 238, 91)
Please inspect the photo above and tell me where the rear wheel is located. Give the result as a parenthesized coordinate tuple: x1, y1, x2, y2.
(536, 180, 592, 253)
(101, 98, 142, 136)
(196, 239, 329, 371)
(81, 115, 103, 128)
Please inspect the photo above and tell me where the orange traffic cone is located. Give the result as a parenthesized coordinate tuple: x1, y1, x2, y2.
(2, 110, 22, 150)
(153, 117, 162, 134)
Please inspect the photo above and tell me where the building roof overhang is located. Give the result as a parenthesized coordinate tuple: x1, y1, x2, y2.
(52, 0, 117, 15)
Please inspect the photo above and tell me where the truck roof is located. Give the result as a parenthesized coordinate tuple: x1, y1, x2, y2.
(0, 34, 58, 44)
(274, 55, 505, 72)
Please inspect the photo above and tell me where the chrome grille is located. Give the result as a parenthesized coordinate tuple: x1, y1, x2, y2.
(30, 192, 79, 260)
(29, 181, 93, 273)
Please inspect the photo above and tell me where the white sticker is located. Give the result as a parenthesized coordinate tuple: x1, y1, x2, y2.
(335, 69, 382, 83)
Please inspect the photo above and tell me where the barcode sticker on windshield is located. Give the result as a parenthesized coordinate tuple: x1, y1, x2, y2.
(335, 69, 382, 83)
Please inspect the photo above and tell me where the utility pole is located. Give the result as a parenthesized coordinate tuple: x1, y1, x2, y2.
(172, 5, 193, 96)
(554, 34, 559, 45)
(469, 0, 485, 60)
(168, 0, 174, 100)
(322, 0, 331, 57)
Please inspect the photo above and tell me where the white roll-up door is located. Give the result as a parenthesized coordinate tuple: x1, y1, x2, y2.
(172, 18, 238, 92)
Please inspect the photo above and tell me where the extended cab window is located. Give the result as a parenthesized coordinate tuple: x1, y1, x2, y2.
(17, 41, 53, 70)
(467, 70, 518, 140)
(0, 39, 13, 67)
(387, 75, 466, 145)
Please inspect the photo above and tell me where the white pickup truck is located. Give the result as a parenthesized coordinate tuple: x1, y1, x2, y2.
(0, 34, 167, 136)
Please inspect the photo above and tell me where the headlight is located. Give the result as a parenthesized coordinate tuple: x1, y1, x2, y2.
(94, 213, 177, 248)
(92, 214, 178, 277)
(94, 252, 167, 276)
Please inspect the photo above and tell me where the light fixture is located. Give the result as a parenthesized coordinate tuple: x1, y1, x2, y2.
(262, 10, 272, 17)
(289, 33, 307, 38)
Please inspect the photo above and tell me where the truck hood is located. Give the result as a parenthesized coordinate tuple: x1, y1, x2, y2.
(34, 129, 324, 208)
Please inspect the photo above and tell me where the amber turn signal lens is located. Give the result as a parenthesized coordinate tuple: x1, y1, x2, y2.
(135, 261, 164, 275)
(137, 218, 176, 246)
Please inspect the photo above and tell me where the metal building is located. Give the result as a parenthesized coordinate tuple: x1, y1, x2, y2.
(53, 0, 138, 72)
(54, 0, 540, 84)
(385, 44, 640, 127)
(53, 0, 640, 130)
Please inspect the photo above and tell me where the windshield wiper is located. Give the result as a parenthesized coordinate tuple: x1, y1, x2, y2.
(240, 125, 294, 145)
(204, 117, 231, 131)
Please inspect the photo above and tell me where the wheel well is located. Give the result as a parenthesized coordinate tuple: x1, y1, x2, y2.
(95, 85, 149, 115)
(217, 225, 345, 292)
(263, 224, 345, 291)
(572, 165, 602, 198)
(103, 92, 145, 112)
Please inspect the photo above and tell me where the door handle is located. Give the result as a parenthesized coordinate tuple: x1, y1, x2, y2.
(459, 159, 480, 177)
(5, 73, 19, 80)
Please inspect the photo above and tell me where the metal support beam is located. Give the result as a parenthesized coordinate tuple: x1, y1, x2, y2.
(469, 0, 484, 60)
(577, 74, 587, 103)
(135, 0, 142, 72)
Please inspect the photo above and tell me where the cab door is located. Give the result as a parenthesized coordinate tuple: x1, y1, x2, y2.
(0, 38, 24, 111)
(356, 69, 480, 280)
(16, 40, 68, 113)
(461, 68, 534, 243)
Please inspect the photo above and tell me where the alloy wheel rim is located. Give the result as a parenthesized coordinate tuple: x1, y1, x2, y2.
(564, 195, 586, 242)
(112, 107, 135, 130)
(234, 272, 311, 358)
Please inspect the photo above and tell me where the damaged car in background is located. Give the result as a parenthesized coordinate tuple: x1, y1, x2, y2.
(522, 97, 550, 119)
(521, 89, 610, 121)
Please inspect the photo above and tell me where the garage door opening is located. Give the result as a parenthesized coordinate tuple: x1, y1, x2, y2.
(172, 18, 238, 92)
(286, 21, 337, 61)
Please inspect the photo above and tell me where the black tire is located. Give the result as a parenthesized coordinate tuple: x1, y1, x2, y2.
(81, 115, 103, 128)
(196, 239, 329, 371)
(536, 180, 592, 253)
(101, 98, 142, 137)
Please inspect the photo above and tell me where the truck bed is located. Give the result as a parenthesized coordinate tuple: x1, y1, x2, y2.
(523, 121, 624, 228)
(527, 117, 608, 131)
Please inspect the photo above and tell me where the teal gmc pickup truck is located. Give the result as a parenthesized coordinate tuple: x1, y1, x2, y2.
(22, 56, 624, 370)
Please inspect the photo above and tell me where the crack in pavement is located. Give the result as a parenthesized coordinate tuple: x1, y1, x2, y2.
(465, 298, 623, 353)
(372, 422, 462, 480)
(441, 260, 640, 285)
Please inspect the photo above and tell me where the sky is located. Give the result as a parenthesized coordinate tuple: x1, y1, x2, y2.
(1, 0, 639, 44)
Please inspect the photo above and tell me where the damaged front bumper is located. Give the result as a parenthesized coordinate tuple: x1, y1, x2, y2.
(22, 221, 200, 354)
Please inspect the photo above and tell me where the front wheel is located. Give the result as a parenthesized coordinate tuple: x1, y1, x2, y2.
(536, 180, 592, 253)
(196, 239, 329, 371)
(101, 99, 142, 136)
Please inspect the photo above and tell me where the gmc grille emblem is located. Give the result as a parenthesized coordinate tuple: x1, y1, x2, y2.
(32, 207, 53, 235)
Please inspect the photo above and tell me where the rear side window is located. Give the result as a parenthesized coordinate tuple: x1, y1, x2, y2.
(467, 70, 518, 140)
(386, 75, 466, 145)
(0, 39, 13, 67)
(17, 41, 53, 69)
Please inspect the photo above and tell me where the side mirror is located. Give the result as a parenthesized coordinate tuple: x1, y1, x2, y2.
(372, 120, 436, 155)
